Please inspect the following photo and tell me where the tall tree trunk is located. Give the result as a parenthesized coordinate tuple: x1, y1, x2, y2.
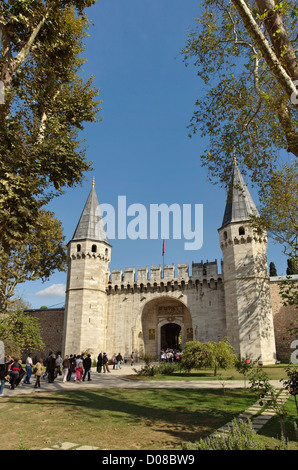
(231, 0, 298, 106)
(255, 0, 298, 81)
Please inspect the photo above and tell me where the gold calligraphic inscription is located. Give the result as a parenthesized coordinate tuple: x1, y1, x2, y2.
(167, 314, 174, 323)
(186, 328, 193, 340)
(148, 329, 156, 340)
(158, 306, 183, 315)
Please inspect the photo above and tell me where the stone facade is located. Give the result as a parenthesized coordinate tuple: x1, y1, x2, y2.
(29, 162, 296, 365)
(218, 221, 276, 364)
(27, 277, 296, 363)
(270, 277, 298, 361)
(105, 261, 226, 360)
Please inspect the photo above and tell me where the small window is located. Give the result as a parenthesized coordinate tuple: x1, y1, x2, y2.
(91, 244, 97, 253)
(224, 231, 228, 240)
(77, 244, 81, 253)
(239, 227, 245, 235)
(105, 248, 108, 256)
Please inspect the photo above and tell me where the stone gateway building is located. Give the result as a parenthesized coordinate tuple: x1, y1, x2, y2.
(59, 160, 283, 365)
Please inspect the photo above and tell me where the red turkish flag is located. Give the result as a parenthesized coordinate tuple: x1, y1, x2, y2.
(162, 239, 165, 256)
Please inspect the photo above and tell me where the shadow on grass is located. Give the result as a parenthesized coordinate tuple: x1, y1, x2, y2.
(6, 388, 258, 444)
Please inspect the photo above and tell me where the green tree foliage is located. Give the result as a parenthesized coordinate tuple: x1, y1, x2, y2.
(283, 366, 298, 415)
(269, 262, 278, 277)
(181, 338, 236, 376)
(0, 210, 66, 312)
(251, 163, 298, 261)
(181, 1, 298, 307)
(0, 309, 45, 356)
(181, 0, 298, 227)
(287, 258, 298, 275)
(0, 0, 100, 250)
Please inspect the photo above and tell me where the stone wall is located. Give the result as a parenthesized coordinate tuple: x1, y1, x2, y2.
(270, 278, 297, 362)
(24, 277, 297, 364)
(106, 262, 226, 359)
(25, 308, 65, 361)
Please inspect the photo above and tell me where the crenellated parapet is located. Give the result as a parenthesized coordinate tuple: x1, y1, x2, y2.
(108, 260, 222, 293)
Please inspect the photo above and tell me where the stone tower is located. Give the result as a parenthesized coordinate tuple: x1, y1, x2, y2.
(218, 159, 276, 364)
(62, 179, 111, 356)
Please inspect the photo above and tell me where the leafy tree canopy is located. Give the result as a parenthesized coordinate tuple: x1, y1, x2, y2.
(181, 337, 236, 375)
(181, 0, 298, 189)
(0, 209, 66, 312)
(0, 0, 100, 250)
(0, 309, 45, 356)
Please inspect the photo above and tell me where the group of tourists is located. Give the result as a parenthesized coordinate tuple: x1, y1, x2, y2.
(41, 352, 94, 384)
(160, 349, 181, 363)
(0, 350, 130, 396)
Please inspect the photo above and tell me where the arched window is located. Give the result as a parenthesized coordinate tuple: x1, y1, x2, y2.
(105, 248, 108, 256)
(77, 244, 81, 253)
(91, 244, 97, 253)
(224, 231, 228, 240)
(239, 226, 245, 235)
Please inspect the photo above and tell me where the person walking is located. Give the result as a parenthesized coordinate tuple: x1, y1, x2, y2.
(56, 354, 63, 376)
(130, 352, 134, 366)
(116, 352, 123, 370)
(96, 353, 103, 373)
(0, 361, 8, 397)
(34, 359, 44, 388)
(62, 356, 70, 383)
(47, 354, 56, 383)
(83, 354, 92, 381)
(102, 353, 110, 373)
(9, 359, 22, 390)
(75, 355, 83, 382)
(111, 354, 117, 370)
(42, 351, 52, 379)
(67, 355, 75, 381)
(24, 353, 33, 384)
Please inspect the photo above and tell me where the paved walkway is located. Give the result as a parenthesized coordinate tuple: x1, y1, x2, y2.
(0, 363, 288, 450)
(0, 363, 284, 397)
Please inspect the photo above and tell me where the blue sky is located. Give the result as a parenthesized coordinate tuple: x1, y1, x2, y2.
(20, 0, 289, 308)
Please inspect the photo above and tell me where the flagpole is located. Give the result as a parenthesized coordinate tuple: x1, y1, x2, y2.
(162, 239, 165, 278)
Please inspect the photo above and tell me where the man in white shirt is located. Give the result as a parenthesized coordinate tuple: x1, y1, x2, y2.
(24, 353, 33, 384)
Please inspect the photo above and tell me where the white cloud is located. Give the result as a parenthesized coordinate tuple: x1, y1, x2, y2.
(35, 284, 66, 298)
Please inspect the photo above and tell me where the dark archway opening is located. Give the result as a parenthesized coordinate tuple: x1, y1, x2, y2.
(161, 323, 181, 350)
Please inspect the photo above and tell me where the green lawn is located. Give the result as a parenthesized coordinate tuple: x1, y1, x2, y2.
(0, 387, 297, 451)
(258, 396, 298, 446)
(135, 363, 290, 381)
(0, 388, 258, 450)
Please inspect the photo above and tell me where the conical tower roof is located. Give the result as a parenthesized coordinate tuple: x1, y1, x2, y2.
(72, 178, 108, 243)
(221, 158, 259, 228)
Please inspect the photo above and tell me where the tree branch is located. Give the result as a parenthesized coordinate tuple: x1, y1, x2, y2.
(231, 0, 298, 106)
(255, 0, 298, 81)
(11, 12, 49, 76)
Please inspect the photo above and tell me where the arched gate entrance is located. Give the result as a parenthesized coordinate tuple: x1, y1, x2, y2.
(160, 323, 181, 350)
(140, 297, 193, 358)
